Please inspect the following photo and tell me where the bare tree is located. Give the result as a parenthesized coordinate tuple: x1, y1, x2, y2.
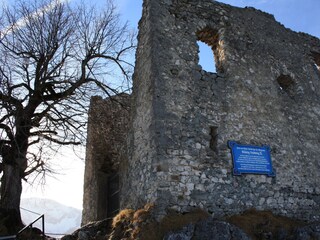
(0, 0, 135, 227)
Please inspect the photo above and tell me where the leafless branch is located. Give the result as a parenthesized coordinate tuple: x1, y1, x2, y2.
(0, 0, 135, 182)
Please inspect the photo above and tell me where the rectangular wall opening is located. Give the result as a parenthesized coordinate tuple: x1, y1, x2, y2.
(210, 126, 218, 153)
(312, 51, 320, 73)
(197, 27, 224, 73)
(107, 173, 120, 218)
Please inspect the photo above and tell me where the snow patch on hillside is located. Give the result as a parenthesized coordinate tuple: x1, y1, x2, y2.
(21, 198, 81, 237)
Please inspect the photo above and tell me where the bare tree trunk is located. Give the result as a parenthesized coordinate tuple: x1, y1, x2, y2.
(0, 163, 23, 229)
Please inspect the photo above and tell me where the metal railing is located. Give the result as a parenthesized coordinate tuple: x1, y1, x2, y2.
(16, 214, 45, 240)
(0, 236, 16, 240)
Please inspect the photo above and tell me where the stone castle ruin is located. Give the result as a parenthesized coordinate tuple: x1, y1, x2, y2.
(82, 94, 131, 224)
(82, 0, 320, 225)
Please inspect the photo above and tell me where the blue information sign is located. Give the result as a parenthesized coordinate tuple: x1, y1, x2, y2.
(228, 141, 275, 177)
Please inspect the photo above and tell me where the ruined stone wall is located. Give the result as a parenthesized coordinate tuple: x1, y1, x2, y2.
(121, 0, 320, 221)
(120, 0, 160, 208)
(82, 94, 130, 225)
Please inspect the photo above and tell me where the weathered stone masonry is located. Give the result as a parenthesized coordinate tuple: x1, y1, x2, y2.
(83, 0, 320, 224)
(82, 94, 130, 225)
(121, 0, 320, 220)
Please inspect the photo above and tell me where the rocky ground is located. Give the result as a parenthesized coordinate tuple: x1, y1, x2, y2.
(2, 206, 320, 239)
(61, 206, 320, 240)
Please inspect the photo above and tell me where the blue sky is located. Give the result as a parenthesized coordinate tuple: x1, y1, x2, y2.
(3, 0, 319, 38)
(117, 0, 320, 71)
(115, 0, 320, 38)
(219, 0, 320, 38)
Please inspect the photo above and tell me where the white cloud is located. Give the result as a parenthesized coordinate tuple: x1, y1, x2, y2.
(1, 0, 70, 37)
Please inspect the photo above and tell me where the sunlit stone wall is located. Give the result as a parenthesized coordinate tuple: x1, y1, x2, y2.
(121, 0, 320, 221)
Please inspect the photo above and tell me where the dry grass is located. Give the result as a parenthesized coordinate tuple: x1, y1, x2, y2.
(109, 203, 155, 240)
(112, 208, 135, 228)
(133, 203, 155, 224)
(109, 204, 210, 240)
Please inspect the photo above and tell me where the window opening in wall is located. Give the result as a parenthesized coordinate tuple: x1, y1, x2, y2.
(197, 40, 216, 72)
(210, 126, 218, 153)
(276, 74, 296, 98)
(107, 173, 120, 218)
(277, 74, 294, 92)
(312, 51, 320, 72)
(97, 157, 120, 220)
(197, 27, 223, 73)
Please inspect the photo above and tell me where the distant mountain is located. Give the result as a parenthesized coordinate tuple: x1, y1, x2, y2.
(21, 198, 81, 237)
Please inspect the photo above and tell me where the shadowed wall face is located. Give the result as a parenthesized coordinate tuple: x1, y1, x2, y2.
(82, 94, 130, 225)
